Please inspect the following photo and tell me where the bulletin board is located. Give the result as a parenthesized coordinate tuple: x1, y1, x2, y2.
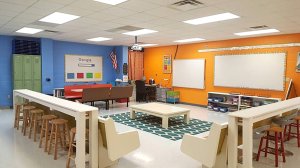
(172, 59, 205, 89)
(163, 55, 172, 73)
(65, 54, 103, 82)
(214, 53, 286, 91)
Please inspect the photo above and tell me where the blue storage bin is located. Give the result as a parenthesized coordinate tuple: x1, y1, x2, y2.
(213, 107, 220, 112)
(208, 97, 214, 102)
(219, 107, 228, 113)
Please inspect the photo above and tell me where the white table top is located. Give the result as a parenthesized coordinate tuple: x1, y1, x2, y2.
(14, 89, 97, 113)
(130, 102, 190, 115)
(228, 97, 300, 119)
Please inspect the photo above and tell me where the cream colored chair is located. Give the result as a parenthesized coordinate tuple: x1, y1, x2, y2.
(180, 123, 228, 168)
(98, 117, 140, 168)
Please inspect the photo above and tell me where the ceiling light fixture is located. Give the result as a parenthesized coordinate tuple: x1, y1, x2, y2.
(39, 12, 80, 24)
(183, 12, 240, 25)
(123, 29, 158, 36)
(234, 29, 280, 36)
(16, 27, 43, 34)
(87, 37, 112, 42)
(93, 0, 128, 5)
(174, 38, 205, 43)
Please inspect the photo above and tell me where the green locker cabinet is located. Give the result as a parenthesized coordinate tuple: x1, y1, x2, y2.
(13, 54, 41, 92)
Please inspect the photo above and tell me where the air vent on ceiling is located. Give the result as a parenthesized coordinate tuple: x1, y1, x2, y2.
(170, 0, 204, 11)
(250, 25, 269, 29)
(106, 25, 142, 33)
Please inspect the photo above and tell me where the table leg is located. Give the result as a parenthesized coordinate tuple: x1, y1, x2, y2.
(162, 117, 168, 128)
(243, 118, 253, 168)
(184, 113, 190, 124)
(89, 110, 98, 168)
(228, 116, 238, 168)
(130, 109, 136, 119)
(75, 113, 86, 168)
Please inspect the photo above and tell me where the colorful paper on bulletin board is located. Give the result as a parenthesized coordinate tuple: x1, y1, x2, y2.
(94, 72, 102, 79)
(86, 73, 93, 78)
(163, 55, 172, 73)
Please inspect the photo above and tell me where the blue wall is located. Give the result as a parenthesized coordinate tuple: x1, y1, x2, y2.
(52, 40, 116, 88)
(41, 38, 54, 94)
(0, 35, 128, 107)
(0, 36, 13, 107)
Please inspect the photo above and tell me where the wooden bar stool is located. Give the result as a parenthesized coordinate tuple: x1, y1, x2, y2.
(39, 114, 57, 152)
(66, 127, 76, 168)
(256, 126, 286, 167)
(14, 103, 26, 130)
(287, 116, 300, 147)
(28, 109, 44, 141)
(22, 105, 36, 136)
(48, 119, 70, 160)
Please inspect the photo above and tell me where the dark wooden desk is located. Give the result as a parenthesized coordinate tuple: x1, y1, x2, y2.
(145, 85, 156, 101)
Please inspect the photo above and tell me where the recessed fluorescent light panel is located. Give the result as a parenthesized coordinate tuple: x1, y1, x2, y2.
(234, 29, 280, 36)
(16, 27, 43, 34)
(94, 0, 128, 5)
(123, 29, 158, 36)
(39, 12, 80, 24)
(174, 38, 205, 43)
(138, 44, 158, 47)
(87, 37, 112, 42)
(183, 12, 240, 25)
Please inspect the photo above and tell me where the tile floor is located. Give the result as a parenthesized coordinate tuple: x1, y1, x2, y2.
(0, 101, 299, 168)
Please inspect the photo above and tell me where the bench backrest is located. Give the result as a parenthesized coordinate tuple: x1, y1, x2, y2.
(82, 87, 110, 102)
(64, 84, 112, 97)
(110, 86, 133, 99)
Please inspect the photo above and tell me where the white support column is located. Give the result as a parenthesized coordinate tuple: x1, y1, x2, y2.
(242, 118, 253, 168)
(76, 112, 86, 168)
(89, 110, 99, 168)
(228, 116, 238, 168)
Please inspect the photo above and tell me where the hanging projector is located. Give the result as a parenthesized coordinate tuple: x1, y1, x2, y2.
(131, 43, 142, 51)
(130, 36, 143, 51)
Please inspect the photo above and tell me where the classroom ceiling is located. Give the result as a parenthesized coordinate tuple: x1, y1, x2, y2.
(0, 0, 300, 47)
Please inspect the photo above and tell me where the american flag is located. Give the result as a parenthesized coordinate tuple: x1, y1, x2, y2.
(109, 50, 118, 70)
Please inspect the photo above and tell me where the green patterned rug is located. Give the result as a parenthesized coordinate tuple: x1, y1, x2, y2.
(104, 112, 212, 141)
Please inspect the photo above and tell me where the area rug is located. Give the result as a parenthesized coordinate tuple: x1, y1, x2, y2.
(104, 112, 212, 141)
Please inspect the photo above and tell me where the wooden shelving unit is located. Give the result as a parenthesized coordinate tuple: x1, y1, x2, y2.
(207, 92, 280, 112)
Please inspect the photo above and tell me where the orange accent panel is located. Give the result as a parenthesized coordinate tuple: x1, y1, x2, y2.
(144, 33, 300, 106)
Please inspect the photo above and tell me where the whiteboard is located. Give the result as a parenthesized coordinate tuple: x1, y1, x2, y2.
(173, 59, 205, 89)
(214, 53, 286, 91)
(65, 54, 103, 82)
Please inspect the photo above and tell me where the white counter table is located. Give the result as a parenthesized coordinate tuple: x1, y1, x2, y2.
(228, 97, 300, 168)
(13, 89, 98, 168)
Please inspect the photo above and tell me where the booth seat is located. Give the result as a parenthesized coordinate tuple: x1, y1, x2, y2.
(64, 84, 112, 99)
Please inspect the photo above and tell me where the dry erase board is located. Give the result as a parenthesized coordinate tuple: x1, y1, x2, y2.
(173, 59, 205, 89)
(65, 54, 103, 82)
(214, 53, 286, 91)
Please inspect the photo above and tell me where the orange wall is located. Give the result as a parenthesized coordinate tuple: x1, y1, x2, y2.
(144, 33, 300, 106)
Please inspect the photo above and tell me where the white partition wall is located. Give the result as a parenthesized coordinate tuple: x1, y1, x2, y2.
(172, 59, 205, 89)
(214, 53, 286, 91)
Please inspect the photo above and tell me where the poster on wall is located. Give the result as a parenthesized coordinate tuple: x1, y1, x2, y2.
(65, 54, 103, 82)
(297, 52, 300, 72)
(163, 55, 172, 73)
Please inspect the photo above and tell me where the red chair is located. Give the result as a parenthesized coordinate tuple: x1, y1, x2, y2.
(256, 126, 286, 167)
(287, 116, 300, 147)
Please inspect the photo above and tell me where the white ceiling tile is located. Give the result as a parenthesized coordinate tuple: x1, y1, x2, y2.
(118, 0, 159, 12)
(145, 7, 181, 17)
(0, 0, 299, 46)
(31, 0, 65, 11)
